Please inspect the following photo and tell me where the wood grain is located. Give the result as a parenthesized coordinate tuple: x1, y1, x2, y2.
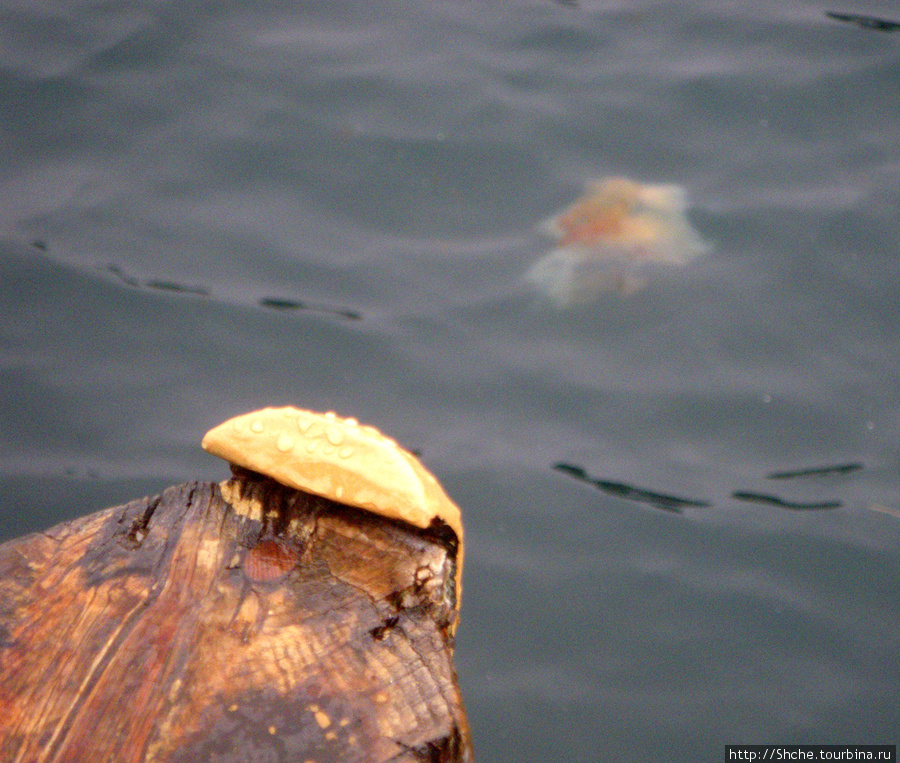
(0, 473, 471, 762)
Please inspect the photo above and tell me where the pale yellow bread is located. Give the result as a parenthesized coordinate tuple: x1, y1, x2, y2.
(202, 406, 464, 612)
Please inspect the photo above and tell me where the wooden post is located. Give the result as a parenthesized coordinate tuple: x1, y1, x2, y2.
(0, 471, 472, 762)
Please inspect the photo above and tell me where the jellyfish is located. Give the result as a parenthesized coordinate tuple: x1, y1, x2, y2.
(524, 176, 711, 305)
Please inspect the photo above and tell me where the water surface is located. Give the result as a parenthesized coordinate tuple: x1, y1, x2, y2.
(2, 1, 899, 760)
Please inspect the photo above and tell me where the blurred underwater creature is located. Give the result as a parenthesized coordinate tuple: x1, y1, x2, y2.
(525, 176, 710, 305)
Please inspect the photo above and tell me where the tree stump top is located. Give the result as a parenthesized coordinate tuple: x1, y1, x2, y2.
(0, 471, 471, 762)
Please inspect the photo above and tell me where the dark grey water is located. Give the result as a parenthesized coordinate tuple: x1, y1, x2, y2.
(2, 1, 899, 759)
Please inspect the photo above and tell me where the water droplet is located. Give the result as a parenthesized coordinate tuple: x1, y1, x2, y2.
(338, 446, 355, 459)
(296, 417, 311, 434)
(326, 425, 344, 445)
(250, 419, 265, 433)
(276, 433, 294, 452)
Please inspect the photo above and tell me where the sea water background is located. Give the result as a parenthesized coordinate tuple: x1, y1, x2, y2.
(2, 0, 899, 759)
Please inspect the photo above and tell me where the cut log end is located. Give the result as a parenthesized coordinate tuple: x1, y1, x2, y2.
(0, 472, 471, 762)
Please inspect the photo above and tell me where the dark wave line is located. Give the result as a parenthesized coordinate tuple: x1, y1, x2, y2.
(825, 11, 900, 33)
(258, 297, 362, 321)
(732, 491, 842, 511)
(101, 263, 362, 321)
(766, 463, 863, 480)
(553, 463, 710, 514)
(144, 279, 209, 296)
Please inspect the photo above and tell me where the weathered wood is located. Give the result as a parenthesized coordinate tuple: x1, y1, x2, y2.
(0, 472, 471, 762)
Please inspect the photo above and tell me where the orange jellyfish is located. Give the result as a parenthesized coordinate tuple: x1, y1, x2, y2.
(525, 176, 710, 304)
